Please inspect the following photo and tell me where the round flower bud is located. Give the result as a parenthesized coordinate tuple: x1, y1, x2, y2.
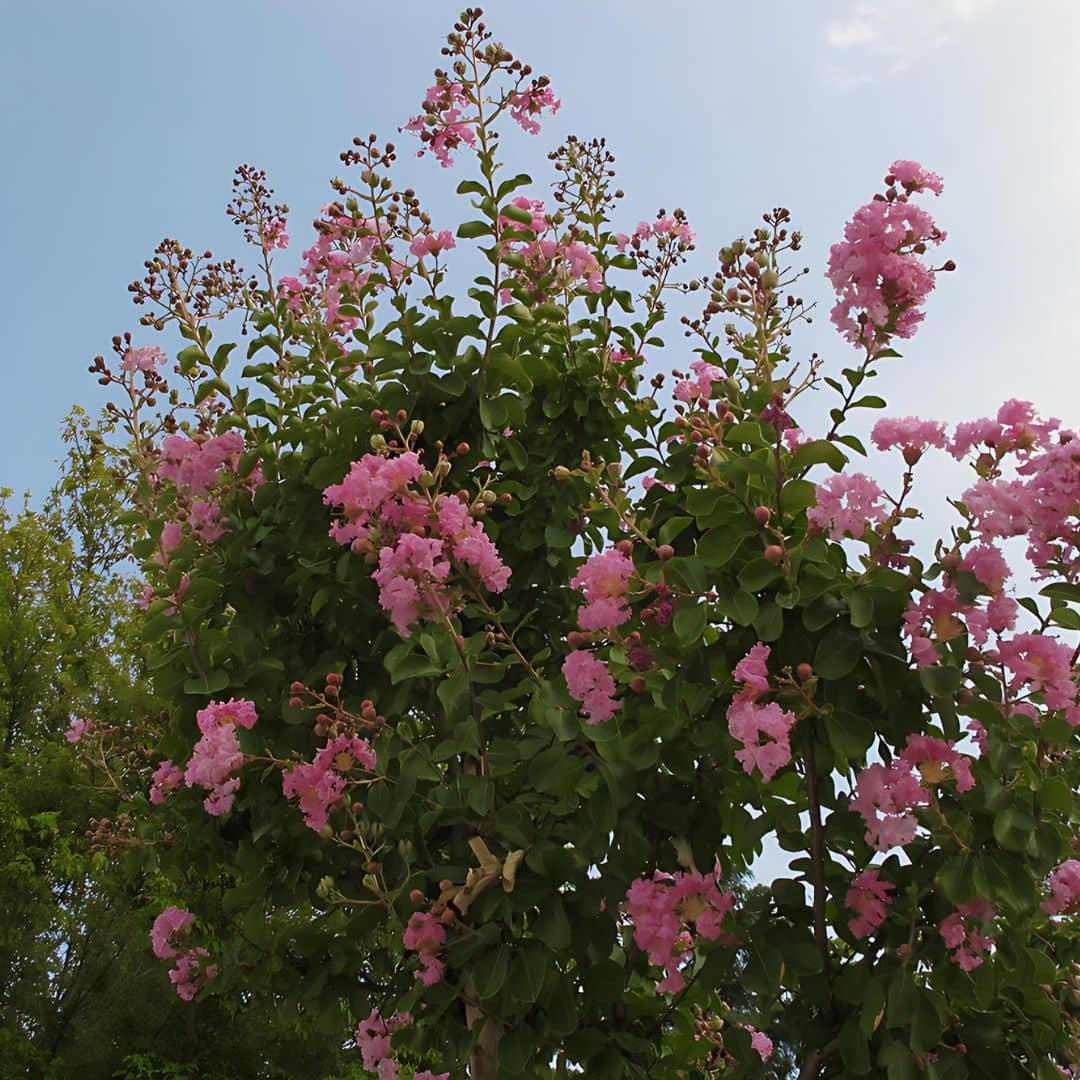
(629, 675, 646, 692)
(754, 505, 771, 525)
(796, 663, 814, 682)
(615, 539, 634, 555)
(764, 544, 784, 564)
(657, 544, 675, 561)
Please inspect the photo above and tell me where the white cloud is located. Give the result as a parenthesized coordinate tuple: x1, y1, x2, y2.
(825, 19, 879, 47)
(821, 0, 997, 87)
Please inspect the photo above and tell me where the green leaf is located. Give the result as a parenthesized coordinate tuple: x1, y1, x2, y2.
(457, 220, 492, 239)
(919, 665, 963, 697)
(673, 602, 706, 645)
(698, 526, 746, 567)
(472, 946, 510, 999)
(791, 439, 848, 474)
(183, 670, 230, 695)
(508, 945, 548, 1003)
(533, 896, 570, 950)
(500, 202, 535, 226)
(813, 624, 862, 680)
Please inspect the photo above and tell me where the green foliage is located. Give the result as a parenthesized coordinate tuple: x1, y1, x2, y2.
(82, 12, 1080, 1080)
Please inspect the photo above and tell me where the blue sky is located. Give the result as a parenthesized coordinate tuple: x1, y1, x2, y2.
(2, 0, 1079, 504)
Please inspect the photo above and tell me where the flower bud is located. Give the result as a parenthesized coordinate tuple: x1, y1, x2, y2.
(657, 544, 675, 561)
(796, 663, 814, 682)
(630, 675, 646, 692)
(764, 544, 784, 564)
(615, 539, 634, 555)
(754, 506, 771, 525)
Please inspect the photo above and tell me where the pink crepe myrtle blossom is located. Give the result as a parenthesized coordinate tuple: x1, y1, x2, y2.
(157, 431, 246, 497)
(187, 500, 226, 544)
(958, 544, 1011, 594)
(783, 426, 811, 451)
(726, 697, 796, 782)
(372, 533, 452, 636)
(827, 163, 945, 351)
(674, 360, 723, 405)
(623, 866, 734, 993)
(324, 453, 510, 637)
(849, 762, 928, 851)
(507, 82, 561, 135)
(151, 906, 217, 1000)
(149, 760, 184, 805)
(121, 344, 167, 374)
(871, 416, 947, 460)
(845, 869, 895, 939)
(499, 196, 547, 235)
(356, 1009, 411, 1078)
(282, 733, 377, 833)
(65, 717, 91, 744)
(642, 474, 675, 493)
(997, 633, 1080, 719)
(744, 1026, 774, 1061)
(409, 229, 456, 258)
(900, 734, 975, 793)
(403, 910, 447, 986)
(950, 399, 1060, 461)
(940, 899, 995, 971)
(888, 159, 944, 195)
(563, 649, 621, 724)
(808, 473, 887, 540)
(570, 548, 635, 631)
(151, 906, 193, 959)
(183, 699, 258, 816)
(403, 82, 478, 168)
(1042, 860, 1080, 916)
(262, 217, 289, 250)
(732, 642, 772, 700)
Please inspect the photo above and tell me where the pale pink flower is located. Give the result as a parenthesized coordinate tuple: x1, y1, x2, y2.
(808, 473, 887, 540)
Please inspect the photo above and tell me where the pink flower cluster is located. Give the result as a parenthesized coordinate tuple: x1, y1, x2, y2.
(950, 398, 1060, 462)
(158, 431, 246, 497)
(827, 161, 945, 351)
(65, 717, 91, 744)
(497, 196, 603, 299)
(409, 229, 456, 259)
(150, 906, 217, 1001)
(726, 643, 797, 783)
(623, 866, 734, 993)
(744, 1026, 774, 1062)
(324, 452, 510, 637)
(808, 473, 887, 540)
(149, 760, 184, 805)
(183, 699, 258, 816)
(902, 544, 1018, 668)
(403, 910, 447, 986)
(356, 1009, 412, 1079)
(940, 899, 995, 971)
(628, 215, 695, 249)
(570, 548, 635, 631)
(1042, 860, 1080, 916)
(279, 207, 387, 331)
(850, 735, 974, 851)
(953, 405, 1080, 580)
(507, 82, 561, 135)
(563, 649, 620, 724)
(674, 360, 723, 405)
(998, 634, 1080, 725)
(871, 416, 947, 462)
(121, 344, 167, 374)
(282, 732, 377, 833)
(845, 868, 895, 939)
(404, 83, 478, 167)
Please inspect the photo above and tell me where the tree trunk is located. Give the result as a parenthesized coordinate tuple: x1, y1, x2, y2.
(465, 980, 503, 1078)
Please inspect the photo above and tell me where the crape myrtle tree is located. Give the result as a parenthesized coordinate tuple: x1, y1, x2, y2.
(90, 9, 1080, 1077)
